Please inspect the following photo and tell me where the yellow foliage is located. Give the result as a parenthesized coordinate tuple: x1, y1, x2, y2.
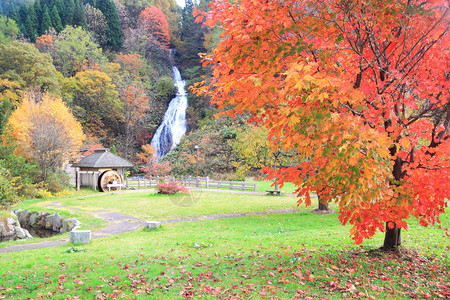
(6, 92, 85, 162)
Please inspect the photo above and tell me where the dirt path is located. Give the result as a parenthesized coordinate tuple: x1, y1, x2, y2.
(0, 198, 302, 254)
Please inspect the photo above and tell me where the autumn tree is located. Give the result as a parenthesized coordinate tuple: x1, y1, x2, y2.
(196, 0, 450, 248)
(138, 6, 170, 48)
(84, 4, 108, 47)
(0, 41, 59, 93)
(50, 26, 105, 77)
(69, 69, 123, 142)
(113, 53, 150, 159)
(6, 92, 85, 181)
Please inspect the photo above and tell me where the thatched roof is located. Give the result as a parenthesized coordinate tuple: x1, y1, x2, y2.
(73, 148, 133, 168)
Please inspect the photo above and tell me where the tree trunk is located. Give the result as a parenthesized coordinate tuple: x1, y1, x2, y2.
(317, 189, 328, 210)
(383, 222, 401, 249)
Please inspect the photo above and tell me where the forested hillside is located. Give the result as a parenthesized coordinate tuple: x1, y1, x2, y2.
(0, 0, 239, 202)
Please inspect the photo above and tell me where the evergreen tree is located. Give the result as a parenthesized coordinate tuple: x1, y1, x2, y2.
(96, 0, 122, 51)
(54, 0, 65, 26)
(65, 0, 75, 25)
(25, 5, 38, 42)
(178, 0, 206, 69)
(41, 5, 52, 34)
(51, 5, 63, 33)
(18, 5, 27, 25)
(25, 14, 37, 42)
(73, 0, 86, 27)
(34, 0, 43, 26)
(9, 7, 20, 25)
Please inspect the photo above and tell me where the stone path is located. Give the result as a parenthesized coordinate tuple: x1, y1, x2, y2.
(0, 198, 301, 254)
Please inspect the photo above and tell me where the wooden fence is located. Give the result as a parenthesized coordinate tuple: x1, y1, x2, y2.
(123, 176, 257, 192)
(180, 176, 257, 192)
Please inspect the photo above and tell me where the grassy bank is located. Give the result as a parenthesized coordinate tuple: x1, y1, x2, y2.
(0, 190, 448, 299)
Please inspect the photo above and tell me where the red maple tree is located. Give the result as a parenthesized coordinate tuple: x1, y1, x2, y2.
(195, 0, 450, 248)
(138, 6, 170, 49)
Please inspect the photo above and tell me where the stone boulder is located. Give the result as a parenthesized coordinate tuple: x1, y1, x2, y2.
(52, 212, 62, 232)
(45, 214, 54, 230)
(62, 218, 80, 233)
(17, 209, 30, 226)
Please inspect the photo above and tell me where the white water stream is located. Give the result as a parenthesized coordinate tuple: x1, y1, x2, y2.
(151, 66, 188, 159)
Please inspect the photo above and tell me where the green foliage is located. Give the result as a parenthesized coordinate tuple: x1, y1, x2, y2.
(69, 69, 123, 142)
(0, 167, 18, 205)
(40, 5, 52, 35)
(0, 135, 38, 199)
(154, 76, 176, 100)
(96, 0, 122, 51)
(0, 16, 19, 43)
(50, 5, 63, 33)
(0, 98, 13, 135)
(40, 171, 71, 193)
(163, 115, 246, 178)
(0, 41, 59, 92)
(73, 0, 86, 27)
(50, 26, 105, 77)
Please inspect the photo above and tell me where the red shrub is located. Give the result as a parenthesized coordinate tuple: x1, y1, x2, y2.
(156, 182, 189, 195)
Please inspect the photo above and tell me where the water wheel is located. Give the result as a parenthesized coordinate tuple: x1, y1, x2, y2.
(98, 170, 122, 192)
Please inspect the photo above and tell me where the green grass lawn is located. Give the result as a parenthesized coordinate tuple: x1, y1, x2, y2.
(0, 191, 448, 299)
(19, 190, 313, 221)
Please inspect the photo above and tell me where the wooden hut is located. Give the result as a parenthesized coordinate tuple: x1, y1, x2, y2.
(73, 148, 133, 192)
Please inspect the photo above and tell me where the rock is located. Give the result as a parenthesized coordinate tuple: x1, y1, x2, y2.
(45, 214, 54, 230)
(145, 221, 161, 230)
(52, 212, 61, 232)
(62, 218, 79, 233)
(36, 212, 49, 228)
(24, 229, 33, 239)
(17, 209, 30, 226)
(10, 210, 17, 218)
(28, 212, 38, 227)
(14, 226, 26, 239)
(70, 230, 91, 244)
(6, 218, 17, 231)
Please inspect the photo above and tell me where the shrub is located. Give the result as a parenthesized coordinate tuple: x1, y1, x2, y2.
(0, 168, 18, 205)
(156, 182, 189, 195)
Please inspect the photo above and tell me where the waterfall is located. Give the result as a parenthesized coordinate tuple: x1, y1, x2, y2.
(151, 66, 188, 159)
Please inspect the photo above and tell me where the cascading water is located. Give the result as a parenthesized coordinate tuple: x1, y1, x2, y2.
(151, 66, 188, 159)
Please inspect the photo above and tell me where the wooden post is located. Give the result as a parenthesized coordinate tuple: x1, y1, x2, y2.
(76, 169, 80, 191)
(206, 177, 210, 188)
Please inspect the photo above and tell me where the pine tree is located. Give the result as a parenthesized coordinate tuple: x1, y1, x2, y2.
(96, 0, 122, 51)
(25, 5, 38, 42)
(73, 0, 86, 27)
(65, 0, 75, 25)
(41, 5, 52, 34)
(51, 5, 63, 33)
(25, 14, 36, 42)
(54, 0, 65, 26)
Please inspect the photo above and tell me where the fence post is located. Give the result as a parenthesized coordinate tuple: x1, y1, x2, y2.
(126, 178, 128, 188)
(253, 183, 257, 192)
(206, 177, 210, 188)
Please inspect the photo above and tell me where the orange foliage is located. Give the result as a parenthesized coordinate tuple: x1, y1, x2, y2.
(195, 0, 450, 244)
(34, 34, 53, 52)
(138, 6, 170, 48)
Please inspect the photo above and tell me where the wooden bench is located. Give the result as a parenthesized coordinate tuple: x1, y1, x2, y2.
(107, 182, 123, 191)
(266, 190, 281, 195)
